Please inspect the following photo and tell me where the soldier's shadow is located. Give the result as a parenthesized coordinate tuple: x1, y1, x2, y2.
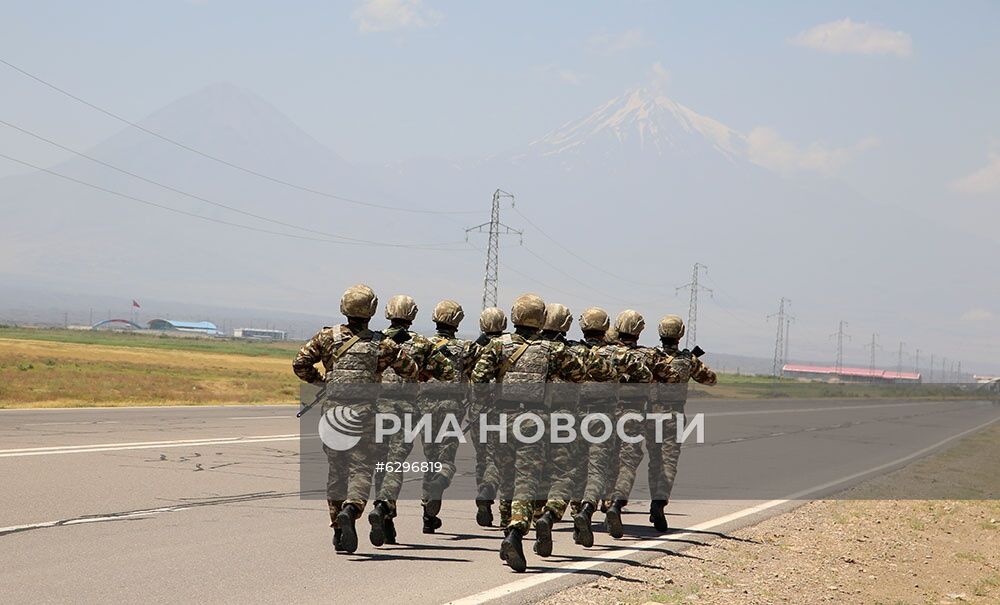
(387, 540, 496, 553)
(347, 552, 472, 563)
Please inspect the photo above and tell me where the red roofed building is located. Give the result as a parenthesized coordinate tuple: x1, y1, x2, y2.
(782, 364, 922, 383)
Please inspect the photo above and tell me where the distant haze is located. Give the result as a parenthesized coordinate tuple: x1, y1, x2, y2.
(2, 81, 996, 374)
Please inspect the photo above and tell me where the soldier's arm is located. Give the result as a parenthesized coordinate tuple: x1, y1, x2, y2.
(649, 350, 679, 383)
(470, 341, 502, 383)
(552, 343, 587, 383)
(292, 333, 324, 384)
(380, 340, 420, 379)
(691, 358, 718, 385)
(625, 350, 654, 383)
(420, 341, 456, 382)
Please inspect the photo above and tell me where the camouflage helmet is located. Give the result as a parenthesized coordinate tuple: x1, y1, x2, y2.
(543, 303, 572, 333)
(385, 294, 418, 321)
(658, 314, 686, 339)
(340, 284, 378, 318)
(479, 307, 508, 333)
(432, 299, 465, 328)
(510, 293, 546, 329)
(605, 326, 620, 344)
(614, 309, 646, 337)
(578, 307, 611, 333)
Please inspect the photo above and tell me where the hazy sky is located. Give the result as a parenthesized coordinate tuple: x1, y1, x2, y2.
(2, 1, 998, 372)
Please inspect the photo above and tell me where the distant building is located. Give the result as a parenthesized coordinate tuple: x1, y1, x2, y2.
(234, 328, 287, 341)
(147, 319, 223, 336)
(782, 364, 922, 384)
(974, 375, 999, 384)
(91, 319, 142, 331)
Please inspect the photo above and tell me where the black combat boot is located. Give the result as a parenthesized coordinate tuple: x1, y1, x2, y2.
(335, 504, 361, 553)
(383, 516, 397, 544)
(500, 526, 512, 560)
(333, 527, 344, 552)
(605, 499, 625, 539)
(500, 526, 527, 573)
(649, 499, 669, 532)
(572, 502, 596, 548)
(368, 500, 390, 546)
(475, 484, 495, 527)
(533, 510, 556, 557)
(422, 505, 443, 534)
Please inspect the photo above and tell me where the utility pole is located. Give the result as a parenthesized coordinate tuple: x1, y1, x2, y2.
(784, 316, 794, 365)
(465, 189, 522, 310)
(830, 320, 850, 373)
(929, 353, 935, 382)
(914, 348, 921, 375)
(865, 332, 881, 378)
(675, 263, 712, 349)
(896, 341, 906, 376)
(942, 357, 948, 383)
(957, 361, 962, 382)
(768, 297, 790, 376)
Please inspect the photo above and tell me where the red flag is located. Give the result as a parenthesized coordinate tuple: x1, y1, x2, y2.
(132, 300, 141, 309)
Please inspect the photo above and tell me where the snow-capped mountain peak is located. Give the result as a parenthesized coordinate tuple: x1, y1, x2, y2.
(525, 87, 747, 163)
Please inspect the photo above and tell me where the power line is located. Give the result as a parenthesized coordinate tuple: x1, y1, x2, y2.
(0, 151, 472, 251)
(466, 190, 522, 309)
(676, 263, 712, 349)
(0, 119, 466, 249)
(0, 57, 480, 216)
(512, 206, 664, 289)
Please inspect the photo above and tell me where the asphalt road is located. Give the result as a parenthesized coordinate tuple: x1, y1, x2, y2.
(1, 398, 997, 604)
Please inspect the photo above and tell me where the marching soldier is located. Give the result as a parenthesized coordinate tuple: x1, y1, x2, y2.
(604, 309, 667, 539)
(569, 307, 652, 548)
(470, 293, 587, 573)
(471, 307, 509, 527)
(645, 315, 717, 531)
(292, 284, 418, 555)
(532, 303, 614, 558)
(416, 300, 473, 534)
(369, 295, 454, 546)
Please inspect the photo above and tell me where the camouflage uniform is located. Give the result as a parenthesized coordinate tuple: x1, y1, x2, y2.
(608, 345, 674, 504)
(538, 331, 615, 522)
(645, 334, 716, 504)
(293, 323, 418, 532)
(469, 307, 510, 525)
(571, 338, 652, 508)
(416, 328, 472, 512)
(373, 326, 454, 517)
(470, 331, 586, 535)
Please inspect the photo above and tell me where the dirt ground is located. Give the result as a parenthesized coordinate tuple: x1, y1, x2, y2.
(540, 422, 1000, 605)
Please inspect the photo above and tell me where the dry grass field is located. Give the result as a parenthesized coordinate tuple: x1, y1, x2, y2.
(0, 336, 299, 408)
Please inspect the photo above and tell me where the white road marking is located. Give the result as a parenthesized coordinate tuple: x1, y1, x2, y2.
(446, 414, 1000, 605)
(0, 434, 309, 458)
(227, 416, 287, 420)
(703, 399, 979, 417)
(22, 421, 120, 426)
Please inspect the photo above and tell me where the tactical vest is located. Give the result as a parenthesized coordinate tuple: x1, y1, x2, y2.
(579, 342, 619, 404)
(379, 330, 419, 400)
(421, 336, 470, 401)
(497, 334, 552, 404)
(324, 329, 383, 400)
(547, 341, 584, 408)
(653, 347, 692, 407)
(618, 345, 653, 408)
